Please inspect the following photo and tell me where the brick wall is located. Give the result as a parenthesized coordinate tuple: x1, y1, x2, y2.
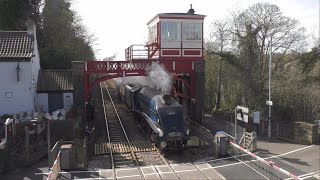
(72, 61, 84, 106)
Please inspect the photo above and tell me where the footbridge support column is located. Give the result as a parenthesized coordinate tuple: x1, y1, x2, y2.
(192, 61, 205, 125)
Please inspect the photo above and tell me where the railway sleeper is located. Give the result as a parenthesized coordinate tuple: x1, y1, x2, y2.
(95, 141, 156, 155)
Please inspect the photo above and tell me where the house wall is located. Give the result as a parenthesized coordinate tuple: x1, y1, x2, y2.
(0, 62, 35, 115)
(36, 93, 49, 113)
(63, 93, 73, 109)
(36, 92, 73, 113)
(31, 22, 41, 109)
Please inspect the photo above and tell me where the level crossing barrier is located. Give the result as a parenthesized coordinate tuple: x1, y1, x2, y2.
(229, 141, 300, 180)
(47, 151, 61, 180)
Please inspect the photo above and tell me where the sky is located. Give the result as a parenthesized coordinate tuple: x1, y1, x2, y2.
(72, 0, 319, 60)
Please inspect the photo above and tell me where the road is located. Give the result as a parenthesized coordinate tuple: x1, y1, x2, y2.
(0, 139, 319, 180)
(212, 139, 320, 180)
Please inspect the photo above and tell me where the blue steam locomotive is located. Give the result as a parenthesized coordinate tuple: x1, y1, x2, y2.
(117, 83, 190, 151)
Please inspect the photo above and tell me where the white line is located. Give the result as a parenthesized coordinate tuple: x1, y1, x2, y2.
(60, 170, 100, 174)
(35, 170, 100, 175)
(264, 145, 314, 160)
(195, 164, 212, 180)
(203, 145, 314, 169)
(285, 171, 320, 180)
(175, 169, 198, 173)
(205, 153, 253, 163)
(232, 154, 269, 180)
(116, 167, 140, 172)
(117, 174, 141, 179)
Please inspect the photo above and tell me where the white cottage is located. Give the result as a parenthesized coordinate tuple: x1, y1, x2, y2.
(0, 21, 40, 115)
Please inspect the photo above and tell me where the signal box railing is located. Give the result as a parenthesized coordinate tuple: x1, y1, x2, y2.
(125, 44, 151, 60)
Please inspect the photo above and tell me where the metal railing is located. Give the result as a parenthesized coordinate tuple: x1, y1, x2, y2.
(125, 45, 150, 60)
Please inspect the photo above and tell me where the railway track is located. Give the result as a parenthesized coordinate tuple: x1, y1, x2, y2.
(100, 81, 139, 169)
(93, 80, 185, 179)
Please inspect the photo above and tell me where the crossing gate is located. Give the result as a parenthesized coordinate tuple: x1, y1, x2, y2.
(238, 130, 257, 151)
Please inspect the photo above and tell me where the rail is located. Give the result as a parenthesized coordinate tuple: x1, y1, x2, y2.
(100, 82, 115, 176)
(101, 81, 145, 179)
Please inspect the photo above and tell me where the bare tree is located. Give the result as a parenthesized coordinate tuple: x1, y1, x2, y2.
(233, 2, 306, 73)
(207, 20, 233, 109)
(206, 2, 307, 110)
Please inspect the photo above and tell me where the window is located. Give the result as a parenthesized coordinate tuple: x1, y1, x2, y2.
(161, 22, 180, 41)
(148, 25, 157, 43)
(183, 23, 202, 40)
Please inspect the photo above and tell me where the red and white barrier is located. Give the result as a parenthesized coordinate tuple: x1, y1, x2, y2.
(47, 151, 61, 180)
(229, 141, 300, 180)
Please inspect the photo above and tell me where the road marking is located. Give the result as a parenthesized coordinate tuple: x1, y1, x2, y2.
(264, 145, 314, 160)
(203, 144, 314, 170)
(232, 154, 269, 180)
(284, 171, 320, 180)
(35, 145, 314, 178)
(204, 153, 253, 163)
(35, 170, 100, 175)
(195, 163, 213, 180)
(117, 174, 141, 179)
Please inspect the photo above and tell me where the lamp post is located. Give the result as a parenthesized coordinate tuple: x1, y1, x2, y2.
(267, 36, 272, 140)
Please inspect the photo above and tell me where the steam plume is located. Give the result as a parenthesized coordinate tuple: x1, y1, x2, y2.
(116, 62, 173, 94)
(146, 62, 172, 94)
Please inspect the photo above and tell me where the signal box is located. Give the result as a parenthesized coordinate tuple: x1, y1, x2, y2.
(125, 5, 205, 61)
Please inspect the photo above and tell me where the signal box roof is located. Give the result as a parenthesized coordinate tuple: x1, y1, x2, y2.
(147, 12, 206, 25)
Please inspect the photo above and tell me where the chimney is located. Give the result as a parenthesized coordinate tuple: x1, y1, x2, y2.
(187, 4, 195, 14)
(26, 19, 36, 38)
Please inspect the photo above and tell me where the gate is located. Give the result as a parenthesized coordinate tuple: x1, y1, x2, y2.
(238, 130, 257, 151)
(277, 122, 294, 141)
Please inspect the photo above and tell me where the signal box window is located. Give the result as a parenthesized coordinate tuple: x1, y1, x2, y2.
(161, 22, 180, 41)
(183, 23, 202, 40)
(148, 25, 157, 43)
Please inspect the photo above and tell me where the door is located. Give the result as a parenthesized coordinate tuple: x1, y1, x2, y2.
(48, 93, 64, 113)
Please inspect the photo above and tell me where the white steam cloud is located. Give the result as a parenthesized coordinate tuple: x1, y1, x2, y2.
(146, 63, 172, 94)
(116, 62, 172, 94)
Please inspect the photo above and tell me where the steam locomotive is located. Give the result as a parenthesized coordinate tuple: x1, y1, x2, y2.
(115, 81, 190, 151)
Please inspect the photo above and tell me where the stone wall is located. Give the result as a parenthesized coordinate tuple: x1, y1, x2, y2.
(293, 122, 318, 144)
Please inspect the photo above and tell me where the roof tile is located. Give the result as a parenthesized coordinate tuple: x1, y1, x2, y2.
(0, 31, 34, 59)
(37, 70, 74, 92)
